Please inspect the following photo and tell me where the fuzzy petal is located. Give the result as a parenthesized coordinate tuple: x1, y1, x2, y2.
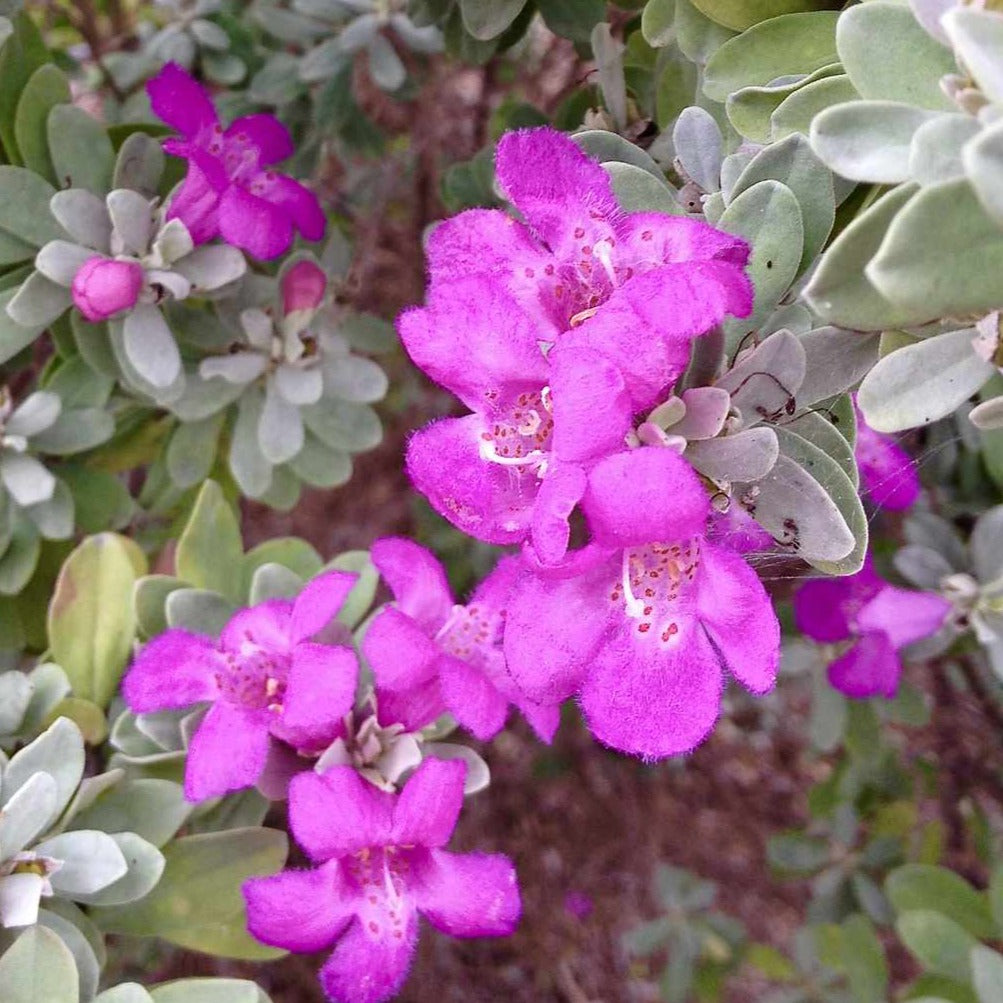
(166, 161, 221, 245)
(615, 212, 751, 269)
(391, 757, 466, 848)
(398, 279, 548, 412)
(259, 173, 326, 242)
(362, 606, 440, 691)
(438, 654, 510, 741)
(370, 536, 454, 631)
(406, 416, 538, 546)
(582, 447, 709, 549)
(857, 586, 951, 651)
(319, 912, 418, 1003)
(855, 421, 920, 511)
(376, 677, 445, 732)
(412, 849, 521, 937)
(503, 559, 611, 704)
(225, 114, 294, 166)
(282, 644, 358, 741)
(290, 570, 358, 642)
(577, 617, 724, 759)
(244, 860, 353, 952)
(793, 562, 883, 643)
(529, 462, 586, 567)
(147, 62, 218, 139)
(218, 184, 294, 261)
(123, 629, 222, 713)
(185, 701, 270, 801)
(695, 541, 780, 695)
(220, 600, 294, 654)
(827, 632, 901, 699)
(516, 697, 561, 743)
(290, 767, 394, 861)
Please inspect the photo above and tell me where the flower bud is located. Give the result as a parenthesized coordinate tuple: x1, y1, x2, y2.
(281, 259, 326, 317)
(71, 256, 144, 323)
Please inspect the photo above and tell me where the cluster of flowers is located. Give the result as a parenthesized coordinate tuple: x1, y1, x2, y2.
(69, 62, 324, 324)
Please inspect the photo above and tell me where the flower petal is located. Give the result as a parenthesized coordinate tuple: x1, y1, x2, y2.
(406, 416, 537, 546)
(225, 114, 294, 166)
(856, 585, 951, 650)
(282, 643, 358, 742)
(244, 860, 353, 952)
(319, 912, 418, 1003)
(166, 161, 221, 245)
(370, 537, 454, 632)
(220, 600, 294, 654)
(290, 570, 358, 642)
(185, 701, 270, 801)
(146, 62, 218, 139)
(412, 849, 520, 937)
(376, 676, 445, 732)
(827, 632, 901, 699)
(577, 617, 724, 759)
(218, 184, 294, 261)
(362, 606, 440, 691)
(582, 447, 709, 549)
(529, 462, 586, 567)
(391, 757, 465, 848)
(122, 629, 222, 713)
(855, 419, 920, 511)
(438, 654, 510, 742)
(695, 541, 780, 695)
(290, 766, 394, 861)
(615, 212, 751, 269)
(398, 278, 548, 412)
(259, 173, 326, 242)
(793, 560, 882, 643)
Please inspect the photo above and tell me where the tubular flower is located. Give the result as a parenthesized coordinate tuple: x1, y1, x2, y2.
(362, 537, 560, 742)
(243, 758, 520, 1003)
(123, 571, 359, 801)
(794, 556, 951, 698)
(503, 447, 780, 759)
(147, 63, 325, 259)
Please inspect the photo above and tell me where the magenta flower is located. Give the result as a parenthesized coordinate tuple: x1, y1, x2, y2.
(362, 537, 560, 742)
(243, 758, 520, 1003)
(282, 258, 327, 316)
(853, 397, 919, 511)
(123, 571, 359, 801)
(71, 256, 143, 322)
(794, 557, 950, 698)
(147, 63, 325, 260)
(423, 127, 752, 404)
(503, 447, 780, 759)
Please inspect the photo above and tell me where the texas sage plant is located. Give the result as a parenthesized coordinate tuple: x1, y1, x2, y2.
(0, 1, 1001, 1002)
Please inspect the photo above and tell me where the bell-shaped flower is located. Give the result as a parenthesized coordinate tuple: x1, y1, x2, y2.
(147, 63, 325, 259)
(123, 570, 360, 801)
(502, 447, 780, 759)
(71, 256, 144, 322)
(853, 396, 920, 511)
(362, 537, 560, 742)
(423, 127, 753, 411)
(243, 758, 520, 1003)
(794, 556, 951, 698)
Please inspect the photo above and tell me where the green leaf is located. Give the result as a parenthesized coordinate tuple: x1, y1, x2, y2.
(726, 63, 840, 143)
(0, 166, 64, 246)
(886, 866, 996, 939)
(571, 130, 666, 181)
(972, 945, 1003, 1003)
(0, 926, 78, 1003)
(837, 2, 957, 111)
(69, 778, 190, 848)
(93, 827, 289, 961)
(459, 0, 526, 40)
(730, 133, 834, 272)
(703, 11, 839, 100)
(175, 480, 244, 605)
(605, 161, 681, 214)
(642, 0, 676, 46)
(856, 328, 994, 433)
(767, 832, 830, 873)
(94, 986, 154, 1003)
(47, 104, 114, 194)
(897, 910, 978, 983)
(328, 549, 378, 629)
(47, 533, 142, 707)
(964, 119, 1003, 228)
(165, 588, 236, 637)
(133, 575, 185, 639)
(841, 913, 889, 1003)
(149, 979, 270, 1003)
(771, 73, 858, 140)
(805, 183, 933, 331)
(13, 64, 70, 184)
(166, 413, 225, 490)
(0, 12, 50, 167)
(535, 0, 604, 44)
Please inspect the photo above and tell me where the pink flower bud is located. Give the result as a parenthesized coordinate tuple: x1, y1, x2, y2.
(71, 256, 144, 323)
(281, 259, 326, 316)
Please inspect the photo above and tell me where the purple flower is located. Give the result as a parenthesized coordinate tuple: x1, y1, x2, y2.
(794, 557, 950, 699)
(71, 256, 143, 322)
(361, 537, 560, 742)
(282, 258, 327, 316)
(854, 397, 919, 511)
(503, 447, 780, 759)
(399, 128, 753, 560)
(123, 571, 359, 801)
(243, 758, 520, 1003)
(146, 63, 325, 260)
